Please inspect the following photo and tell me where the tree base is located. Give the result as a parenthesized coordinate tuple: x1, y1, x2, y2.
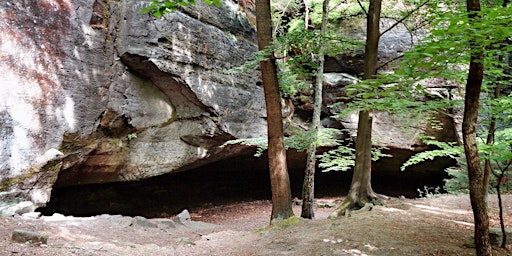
(329, 192, 388, 218)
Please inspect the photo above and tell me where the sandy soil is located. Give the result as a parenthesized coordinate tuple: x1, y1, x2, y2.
(1, 194, 512, 256)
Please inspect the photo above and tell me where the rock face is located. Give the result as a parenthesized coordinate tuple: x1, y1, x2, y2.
(0, 0, 263, 210)
(1, 0, 458, 213)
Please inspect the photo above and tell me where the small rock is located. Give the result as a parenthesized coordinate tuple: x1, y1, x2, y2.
(132, 216, 158, 229)
(42, 213, 70, 222)
(173, 209, 191, 224)
(14, 201, 35, 215)
(317, 201, 335, 208)
(0, 201, 36, 217)
(21, 212, 42, 219)
(12, 229, 48, 244)
(0, 205, 16, 217)
(466, 228, 512, 248)
(176, 237, 195, 246)
(153, 218, 176, 228)
(489, 227, 512, 246)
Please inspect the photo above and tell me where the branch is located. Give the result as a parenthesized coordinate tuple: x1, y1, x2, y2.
(377, 53, 404, 70)
(273, 0, 296, 36)
(380, 0, 429, 38)
(380, 15, 416, 46)
(355, 0, 368, 16)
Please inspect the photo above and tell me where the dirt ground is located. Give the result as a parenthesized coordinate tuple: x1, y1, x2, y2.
(1, 194, 512, 256)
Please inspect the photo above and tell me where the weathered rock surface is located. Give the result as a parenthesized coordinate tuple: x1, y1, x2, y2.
(320, 72, 459, 178)
(325, 18, 423, 75)
(0, 0, 263, 208)
(1, 0, 458, 214)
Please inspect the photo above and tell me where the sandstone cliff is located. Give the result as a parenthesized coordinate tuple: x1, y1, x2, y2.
(0, 0, 263, 212)
(0, 0, 458, 215)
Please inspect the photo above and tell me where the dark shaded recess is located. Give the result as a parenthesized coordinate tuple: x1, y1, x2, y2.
(38, 148, 451, 218)
(324, 54, 365, 76)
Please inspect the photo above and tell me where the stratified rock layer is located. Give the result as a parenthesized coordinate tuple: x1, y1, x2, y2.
(1, 0, 458, 213)
(0, 0, 263, 210)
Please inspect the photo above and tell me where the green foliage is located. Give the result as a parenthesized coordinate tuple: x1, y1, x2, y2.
(221, 137, 269, 157)
(308, 0, 354, 25)
(221, 128, 341, 157)
(229, 22, 360, 98)
(372, 146, 392, 161)
(479, 128, 512, 164)
(443, 156, 512, 195)
(277, 69, 306, 98)
(318, 136, 391, 172)
(127, 133, 138, 141)
(395, 4, 512, 83)
(401, 136, 463, 171)
(318, 144, 355, 172)
(141, 0, 220, 17)
(417, 186, 442, 198)
(402, 128, 512, 193)
(385, 1, 512, 195)
(444, 164, 470, 194)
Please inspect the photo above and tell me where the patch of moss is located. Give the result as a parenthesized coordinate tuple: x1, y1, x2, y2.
(254, 216, 303, 233)
(272, 215, 302, 228)
(0, 160, 62, 191)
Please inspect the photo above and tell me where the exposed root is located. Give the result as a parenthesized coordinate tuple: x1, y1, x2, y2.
(329, 192, 389, 218)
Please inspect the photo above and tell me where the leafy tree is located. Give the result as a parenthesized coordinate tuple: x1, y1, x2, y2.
(301, 0, 330, 219)
(329, 0, 388, 218)
(256, 0, 295, 222)
(392, 0, 511, 253)
(462, 0, 490, 252)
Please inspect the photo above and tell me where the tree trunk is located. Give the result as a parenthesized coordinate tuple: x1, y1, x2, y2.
(255, 0, 294, 222)
(463, 0, 491, 254)
(301, 0, 329, 219)
(330, 0, 384, 218)
(497, 174, 507, 248)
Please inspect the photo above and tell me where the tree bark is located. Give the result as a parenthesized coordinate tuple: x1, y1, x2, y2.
(330, 0, 384, 218)
(301, 0, 329, 219)
(463, 0, 491, 254)
(255, 0, 294, 222)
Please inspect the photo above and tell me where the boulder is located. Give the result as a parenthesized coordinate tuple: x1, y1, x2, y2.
(173, 209, 192, 224)
(12, 229, 48, 244)
(0, 201, 35, 217)
(0, 0, 263, 207)
(132, 216, 159, 229)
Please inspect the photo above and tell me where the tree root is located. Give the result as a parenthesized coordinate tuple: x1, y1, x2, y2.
(329, 192, 389, 218)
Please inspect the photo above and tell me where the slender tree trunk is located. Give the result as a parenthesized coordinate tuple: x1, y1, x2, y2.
(483, 84, 499, 199)
(463, 0, 491, 254)
(301, 0, 329, 219)
(330, 0, 384, 218)
(255, 0, 294, 222)
(463, 57, 491, 256)
(303, 0, 309, 29)
(498, 0, 511, 244)
(496, 174, 507, 248)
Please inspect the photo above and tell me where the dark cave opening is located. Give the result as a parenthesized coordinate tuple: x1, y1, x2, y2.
(38, 153, 450, 218)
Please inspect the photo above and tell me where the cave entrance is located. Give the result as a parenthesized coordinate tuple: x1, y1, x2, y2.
(38, 153, 447, 218)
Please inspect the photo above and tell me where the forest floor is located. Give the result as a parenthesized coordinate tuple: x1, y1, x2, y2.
(1, 194, 512, 256)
